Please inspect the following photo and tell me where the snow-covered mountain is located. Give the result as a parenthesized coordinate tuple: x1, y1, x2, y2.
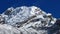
(0, 6, 60, 34)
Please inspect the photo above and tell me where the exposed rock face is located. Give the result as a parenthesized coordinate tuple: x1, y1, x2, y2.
(0, 6, 60, 34)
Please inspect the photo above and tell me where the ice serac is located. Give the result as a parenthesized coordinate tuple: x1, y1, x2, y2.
(0, 6, 60, 34)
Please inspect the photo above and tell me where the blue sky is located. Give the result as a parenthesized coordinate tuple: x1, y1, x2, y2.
(0, 0, 60, 18)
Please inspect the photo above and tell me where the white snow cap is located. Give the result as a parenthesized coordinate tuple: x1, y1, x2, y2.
(2, 6, 57, 27)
